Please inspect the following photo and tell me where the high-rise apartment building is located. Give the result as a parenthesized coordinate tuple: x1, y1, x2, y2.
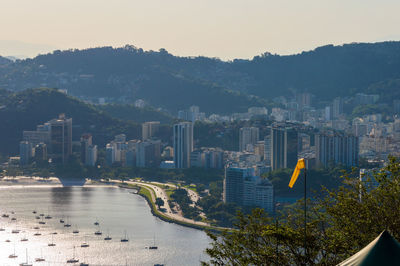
(224, 166, 274, 213)
(49, 114, 72, 164)
(239, 127, 259, 152)
(332, 97, 344, 119)
(20, 141, 33, 165)
(190, 148, 224, 169)
(315, 132, 359, 167)
(136, 140, 161, 167)
(142, 121, 160, 141)
(34, 143, 47, 161)
(80, 134, 92, 164)
(86, 145, 98, 166)
(271, 127, 298, 170)
(264, 134, 271, 166)
(173, 122, 193, 168)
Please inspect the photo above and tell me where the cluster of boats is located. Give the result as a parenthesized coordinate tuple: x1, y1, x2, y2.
(0, 208, 159, 265)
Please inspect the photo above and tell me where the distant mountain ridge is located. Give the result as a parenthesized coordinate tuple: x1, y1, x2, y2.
(1, 42, 400, 113)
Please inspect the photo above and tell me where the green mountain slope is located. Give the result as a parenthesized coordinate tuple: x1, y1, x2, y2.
(0, 88, 141, 155)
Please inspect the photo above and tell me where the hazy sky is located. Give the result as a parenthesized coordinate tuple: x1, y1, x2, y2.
(1, 0, 400, 59)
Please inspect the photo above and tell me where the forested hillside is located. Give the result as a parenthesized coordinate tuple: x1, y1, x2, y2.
(1, 42, 400, 113)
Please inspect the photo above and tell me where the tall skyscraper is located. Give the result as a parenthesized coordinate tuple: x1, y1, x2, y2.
(49, 114, 72, 164)
(239, 127, 259, 152)
(142, 121, 160, 141)
(20, 141, 33, 165)
(173, 122, 193, 168)
(271, 127, 298, 170)
(315, 132, 359, 167)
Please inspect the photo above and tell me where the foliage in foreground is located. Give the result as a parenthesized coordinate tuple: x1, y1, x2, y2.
(203, 156, 400, 265)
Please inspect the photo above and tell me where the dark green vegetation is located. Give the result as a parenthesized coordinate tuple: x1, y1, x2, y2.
(169, 188, 201, 220)
(97, 104, 173, 124)
(203, 157, 400, 265)
(2, 42, 400, 113)
(264, 166, 345, 197)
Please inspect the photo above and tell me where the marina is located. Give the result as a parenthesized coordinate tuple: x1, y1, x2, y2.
(0, 185, 209, 265)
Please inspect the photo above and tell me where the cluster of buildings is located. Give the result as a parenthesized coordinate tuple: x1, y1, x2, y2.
(105, 134, 161, 168)
(177, 106, 268, 123)
(223, 166, 274, 213)
(19, 114, 98, 167)
(20, 114, 74, 165)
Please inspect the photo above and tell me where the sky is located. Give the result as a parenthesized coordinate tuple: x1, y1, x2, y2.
(1, 0, 400, 60)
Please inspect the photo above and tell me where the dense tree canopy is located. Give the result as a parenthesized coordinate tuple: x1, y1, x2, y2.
(203, 156, 400, 265)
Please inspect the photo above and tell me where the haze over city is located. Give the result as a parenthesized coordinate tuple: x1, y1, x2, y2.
(2, 1, 400, 265)
(2, 0, 400, 59)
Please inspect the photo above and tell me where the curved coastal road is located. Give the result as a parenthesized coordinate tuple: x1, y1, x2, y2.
(110, 180, 209, 227)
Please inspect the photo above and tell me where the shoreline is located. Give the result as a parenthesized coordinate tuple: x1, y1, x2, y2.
(0, 176, 226, 232)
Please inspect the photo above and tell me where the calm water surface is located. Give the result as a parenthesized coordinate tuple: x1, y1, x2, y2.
(0, 186, 210, 265)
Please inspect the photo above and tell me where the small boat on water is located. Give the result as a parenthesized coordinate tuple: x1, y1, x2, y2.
(35, 216, 40, 219)
(94, 230, 102, 235)
(48, 235, 56, 247)
(81, 242, 89, 247)
(148, 235, 158, 250)
(5, 239, 11, 242)
(19, 248, 33, 266)
(104, 229, 112, 240)
(66, 246, 79, 263)
(2, 214, 9, 218)
(33, 226, 39, 230)
(9, 244, 17, 258)
(64, 218, 71, 227)
(39, 214, 44, 217)
(73, 225, 79, 234)
(11, 217, 17, 221)
(52, 232, 58, 235)
(121, 230, 129, 242)
(35, 249, 45, 262)
(60, 219, 65, 223)
(45, 215, 52, 219)
(20, 235, 28, 241)
(12, 229, 20, 234)
(34, 232, 41, 236)
(32, 210, 37, 214)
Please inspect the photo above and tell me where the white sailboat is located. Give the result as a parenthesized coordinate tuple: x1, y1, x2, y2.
(66, 246, 79, 263)
(35, 248, 45, 262)
(19, 248, 33, 266)
(9, 244, 17, 258)
(48, 235, 56, 247)
(121, 230, 129, 242)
